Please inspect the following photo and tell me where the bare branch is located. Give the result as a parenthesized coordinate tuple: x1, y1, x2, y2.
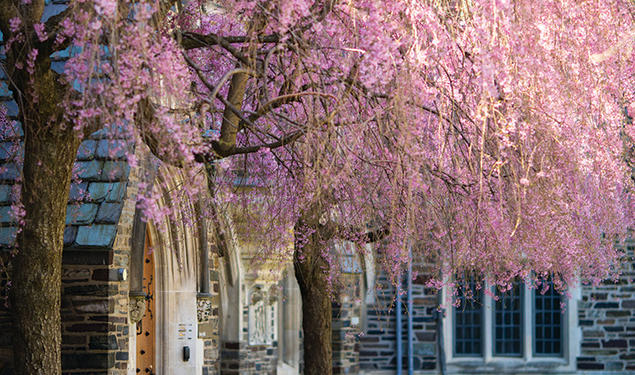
(180, 32, 266, 66)
(256, 92, 337, 117)
(328, 221, 391, 244)
(211, 129, 304, 157)
(181, 31, 281, 49)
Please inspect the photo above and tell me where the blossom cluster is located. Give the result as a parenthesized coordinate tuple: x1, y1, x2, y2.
(1, 0, 632, 293)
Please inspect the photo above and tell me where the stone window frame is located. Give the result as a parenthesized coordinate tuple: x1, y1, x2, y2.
(441, 279, 581, 373)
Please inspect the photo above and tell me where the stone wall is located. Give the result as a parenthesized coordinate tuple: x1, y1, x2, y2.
(0, 23, 136, 369)
(332, 274, 364, 375)
(59, 144, 138, 375)
(243, 300, 279, 374)
(0, 238, 127, 375)
(202, 256, 222, 375)
(0, 150, 135, 375)
(577, 236, 635, 372)
(59, 253, 121, 375)
(3, 229, 132, 375)
(218, 286, 278, 375)
(247, 343, 279, 374)
(358, 270, 438, 372)
(219, 341, 248, 374)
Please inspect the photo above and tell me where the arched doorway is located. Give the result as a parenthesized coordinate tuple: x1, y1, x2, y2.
(136, 232, 156, 374)
(127, 164, 227, 374)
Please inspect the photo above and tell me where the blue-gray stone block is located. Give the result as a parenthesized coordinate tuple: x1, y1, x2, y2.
(96, 140, 127, 159)
(4, 100, 18, 117)
(88, 182, 113, 201)
(101, 161, 129, 181)
(51, 46, 72, 60)
(66, 203, 98, 225)
(75, 160, 103, 180)
(414, 342, 435, 356)
(90, 124, 132, 140)
(0, 81, 11, 98)
(41, 3, 66, 22)
(0, 119, 24, 138)
(0, 141, 22, 161)
(51, 61, 66, 74)
(88, 182, 126, 202)
(77, 140, 96, 160)
(106, 182, 126, 202)
(0, 206, 16, 223)
(89, 128, 109, 139)
(69, 182, 88, 201)
(95, 203, 123, 224)
(0, 141, 13, 161)
(71, 78, 81, 92)
(0, 185, 13, 203)
(0, 226, 17, 246)
(64, 226, 77, 246)
(75, 224, 117, 247)
(0, 163, 20, 180)
(90, 124, 129, 140)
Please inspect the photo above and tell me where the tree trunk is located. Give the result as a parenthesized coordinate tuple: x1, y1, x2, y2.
(294, 219, 333, 375)
(10, 123, 80, 375)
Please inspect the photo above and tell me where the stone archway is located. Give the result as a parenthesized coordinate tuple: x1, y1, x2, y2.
(127, 166, 224, 374)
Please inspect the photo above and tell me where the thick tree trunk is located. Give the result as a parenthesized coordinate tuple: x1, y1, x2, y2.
(10, 124, 80, 375)
(294, 218, 333, 375)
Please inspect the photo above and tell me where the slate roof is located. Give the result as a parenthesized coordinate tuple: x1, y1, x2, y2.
(0, 0, 131, 250)
(0, 131, 132, 250)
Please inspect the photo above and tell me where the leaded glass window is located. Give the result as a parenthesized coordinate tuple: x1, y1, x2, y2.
(494, 282, 523, 356)
(454, 281, 483, 356)
(534, 281, 563, 356)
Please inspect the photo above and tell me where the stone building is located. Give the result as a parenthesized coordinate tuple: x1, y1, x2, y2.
(0, 103, 634, 375)
(357, 240, 635, 375)
(2, 2, 635, 375)
(0, 127, 304, 375)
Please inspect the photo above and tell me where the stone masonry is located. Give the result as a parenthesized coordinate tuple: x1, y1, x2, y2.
(358, 270, 438, 372)
(0, 129, 135, 375)
(577, 236, 635, 372)
(332, 274, 364, 375)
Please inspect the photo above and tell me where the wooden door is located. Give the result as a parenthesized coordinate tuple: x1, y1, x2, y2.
(136, 232, 155, 374)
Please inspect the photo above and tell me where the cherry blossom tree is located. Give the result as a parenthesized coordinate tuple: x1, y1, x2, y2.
(1, 0, 633, 374)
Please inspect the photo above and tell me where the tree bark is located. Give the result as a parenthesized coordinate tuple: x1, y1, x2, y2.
(10, 124, 80, 375)
(1, 2, 82, 371)
(9, 114, 80, 375)
(294, 218, 333, 375)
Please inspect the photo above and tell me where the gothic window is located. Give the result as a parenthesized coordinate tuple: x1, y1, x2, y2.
(494, 282, 523, 356)
(451, 279, 569, 363)
(454, 280, 483, 356)
(534, 280, 564, 356)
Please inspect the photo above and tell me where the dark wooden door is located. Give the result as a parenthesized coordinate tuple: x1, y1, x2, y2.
(136, 232, 155, 374)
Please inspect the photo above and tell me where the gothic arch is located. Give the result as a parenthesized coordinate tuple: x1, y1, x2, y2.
(128, 165, 225, 374)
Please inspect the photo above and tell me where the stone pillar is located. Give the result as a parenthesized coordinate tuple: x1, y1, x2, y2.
(220, 342, 249, 374)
